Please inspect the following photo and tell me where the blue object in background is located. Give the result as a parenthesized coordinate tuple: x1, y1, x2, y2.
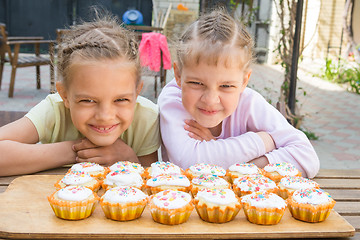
(122, 10, 144, 25)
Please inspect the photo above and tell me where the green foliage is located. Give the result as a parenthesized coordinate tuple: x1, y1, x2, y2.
(318, 59, 360, 94)
(300, 128, 319, 140)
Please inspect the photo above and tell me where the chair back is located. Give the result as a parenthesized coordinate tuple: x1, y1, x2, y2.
(0, 23, 13, 63)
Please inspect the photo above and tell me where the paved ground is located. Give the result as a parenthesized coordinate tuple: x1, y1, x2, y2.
(1, 60, 359, 170)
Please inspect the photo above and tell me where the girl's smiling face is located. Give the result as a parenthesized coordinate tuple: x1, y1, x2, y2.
(175, 59, 250, 134)
(57, 57, 142, 146)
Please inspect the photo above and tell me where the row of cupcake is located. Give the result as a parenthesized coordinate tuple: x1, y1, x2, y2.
(47, 161, 335, 225)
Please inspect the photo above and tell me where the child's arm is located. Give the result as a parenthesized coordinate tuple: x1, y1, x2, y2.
(158, 81, 319, 178)
(72, 138, 158, 167)
(0, 117, 77, 176)
(185, 120, 276, 153)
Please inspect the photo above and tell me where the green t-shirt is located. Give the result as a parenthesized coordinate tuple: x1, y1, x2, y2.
(25, 93, 160, 156)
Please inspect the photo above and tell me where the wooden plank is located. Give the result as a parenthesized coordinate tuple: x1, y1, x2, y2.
(0, 167, 67, 186)
(315, 169, 360, 179)
(326, 189, 360, 202)
(0, 176, 17, 186)
(0, 175, 355, 239)
(315, 178, 360, 189)
(343, 216, 360, 232)
(334, 202, 360, 215)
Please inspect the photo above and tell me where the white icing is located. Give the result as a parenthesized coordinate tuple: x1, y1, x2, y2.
(102, 186, 147, 203)
(70, 162, 104, 173)
(152, 190, 192, 209)
(109, 161, 144, 174)
(280, 176, 318, 190)
(146, 174, 190, 187)
(228, 163, 260, 175)
(150, 162, 182, 177)
(189, 163, 226, 176)
(196, 189, 238, 205)
(241, 192, 286, 209)
(104, 170, 143, 188)
(263, 163, 299, 176)
(233, 175, 277, 192)
(61, 172, 94, 185)
(57, 186, 92, 201)
(192, 175, 229, 188)
(292, 189, 333, 205)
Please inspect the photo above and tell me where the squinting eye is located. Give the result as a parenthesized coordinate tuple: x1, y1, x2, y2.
(79, 99, 95, 103)
(188, 81, 203, 85)
(115, 98, 129, 102)
(221, 84, 234, 88)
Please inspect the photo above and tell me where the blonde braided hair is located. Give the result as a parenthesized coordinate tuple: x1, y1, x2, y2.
(176, 9, 254, 72)
(58, 15, 140, 87)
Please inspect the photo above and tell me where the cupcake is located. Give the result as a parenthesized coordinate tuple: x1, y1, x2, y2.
(109, 161, 145, 177)
(232, 174, 278, 197)
(227, 163, 262, 183)
(194, 188, 241, 223)
(277, 176, 320, 199)
(185, 163, 226, 180)
(54, 171, 101, 192)
(102, 170, 144, 190)
(68, 162, 107, 180)
(190, 174, 231, 196)
(144, 161, 184, 179)
(100, 186, 148, 221)
(48, 186, 99, 220)
(148, 190, 194, 225)
(287, 188, 336, 222)
(240, 191, 287, 225)
(146, 173, 191, 195)
(262, 162, 301, 183)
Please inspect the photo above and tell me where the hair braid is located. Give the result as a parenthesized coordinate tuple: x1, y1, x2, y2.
(58, 15, 140, 86)
(176, 9, 254, 71)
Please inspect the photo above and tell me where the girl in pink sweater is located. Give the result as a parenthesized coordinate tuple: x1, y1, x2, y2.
(158, 10, 320, 178)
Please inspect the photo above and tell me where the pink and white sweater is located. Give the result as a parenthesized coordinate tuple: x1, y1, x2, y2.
(158, 79, 320, 178)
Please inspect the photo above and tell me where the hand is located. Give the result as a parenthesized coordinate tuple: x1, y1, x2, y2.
(72, 138, 139, 166)
(184, 119, 216, 141)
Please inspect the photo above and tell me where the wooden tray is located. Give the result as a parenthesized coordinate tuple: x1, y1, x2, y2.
(0, 175, 355, 239)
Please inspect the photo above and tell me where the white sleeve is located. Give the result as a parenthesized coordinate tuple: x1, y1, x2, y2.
(245, 91, 320, 178)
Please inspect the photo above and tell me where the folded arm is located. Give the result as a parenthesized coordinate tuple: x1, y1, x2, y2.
(0, 117, 77, 176)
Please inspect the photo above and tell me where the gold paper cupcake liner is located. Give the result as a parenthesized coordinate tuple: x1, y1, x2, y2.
(149, 207, 193, 225)
(49, 202, 97, 220)
(48, 192, 99, 220)
(194, 201, 241, 223)
(100, 199, 147, 221)
(287, 197, 336, 222)
(242, 202, 286, 225)
(148, 198, 194, 225)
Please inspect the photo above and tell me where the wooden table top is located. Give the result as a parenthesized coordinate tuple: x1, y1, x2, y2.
(0, 167, 359, 239)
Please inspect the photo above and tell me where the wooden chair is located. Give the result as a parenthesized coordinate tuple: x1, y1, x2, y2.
(0, 23, 55, 97)
(126, 3, 172, 98)
(127, 25, 168, 98)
